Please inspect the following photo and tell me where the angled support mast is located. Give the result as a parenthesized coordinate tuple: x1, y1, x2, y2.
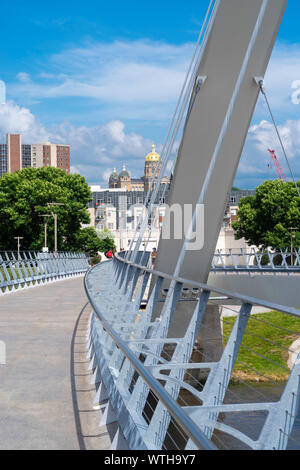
(155, 0, 288, 284)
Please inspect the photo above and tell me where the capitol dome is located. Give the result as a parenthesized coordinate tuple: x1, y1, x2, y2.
(119, 164, 130, 179)
(145, 143, 160, 162)
(109, 168, 119, 182)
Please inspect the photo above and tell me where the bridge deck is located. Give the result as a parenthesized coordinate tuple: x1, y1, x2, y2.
(0, 278, 113, 450)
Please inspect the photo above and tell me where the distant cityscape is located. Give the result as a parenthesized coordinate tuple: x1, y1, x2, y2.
(87, 144, 256, 252)
(0, 133, 70, 177)
(0, 124, 256, 253)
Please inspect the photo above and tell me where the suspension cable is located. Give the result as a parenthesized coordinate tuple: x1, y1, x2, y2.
(258, 79, 300, 198)
(128, 0, 219, 263)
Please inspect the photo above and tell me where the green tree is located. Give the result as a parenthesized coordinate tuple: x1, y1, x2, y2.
(96, 228, 116, 253)
(73, 227, 103, 256)
(0, 166, 93, 251)
(232, 180, 300, 249)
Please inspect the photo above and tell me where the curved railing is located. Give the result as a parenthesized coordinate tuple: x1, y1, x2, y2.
(212, 248, 300, 273)
(85, 253, 300, 450)
(0, 251, 89, 294)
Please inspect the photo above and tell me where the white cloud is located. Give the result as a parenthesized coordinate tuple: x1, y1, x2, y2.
(7, 40, 300, 123)
(1, 100, 299, 189)
(256, 43, 300, 119)
(2, 38, 300, 188)
(50, 120, 153, 183)
(0, 101, 49, 142)
(9, 40, 192, 120)
(248, 118, 300, 159)
(236, 117, 300, 188)
(291, 80, 300, 105)
(0, 101, 154, 184)
(17, 72, 31, 83)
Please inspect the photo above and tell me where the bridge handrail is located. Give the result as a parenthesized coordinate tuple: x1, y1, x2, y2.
(212, 248, 300, 272)
(115, 253, 300, 319)
(84, 263, 216, 451)
(0, 251, 89, 294)
(85, 252, 300, 450)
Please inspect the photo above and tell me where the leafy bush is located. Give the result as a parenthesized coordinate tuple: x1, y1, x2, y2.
(90, 254, 102, 266)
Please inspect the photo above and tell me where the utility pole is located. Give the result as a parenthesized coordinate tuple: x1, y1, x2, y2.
(39, 215, 51, 252)
(47, 203, 65, 253)
(14, 237, 23, 257)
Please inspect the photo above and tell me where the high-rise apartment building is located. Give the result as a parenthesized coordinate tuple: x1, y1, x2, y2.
(0, 134, 70, 177)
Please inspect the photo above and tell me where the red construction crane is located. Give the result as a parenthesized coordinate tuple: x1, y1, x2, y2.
(267, 149, 286, 182)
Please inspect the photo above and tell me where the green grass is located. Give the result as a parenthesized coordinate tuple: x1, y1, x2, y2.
(0, 265, 40, 292)
(222, 311, 300, 382)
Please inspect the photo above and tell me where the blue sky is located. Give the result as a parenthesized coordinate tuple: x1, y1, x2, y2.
(0, 0, 300, 188)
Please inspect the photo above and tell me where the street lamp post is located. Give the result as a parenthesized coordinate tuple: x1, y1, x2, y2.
(47, 203, 64, 253)
(39, 215, 51, 252)
(14, 236, 23, 257)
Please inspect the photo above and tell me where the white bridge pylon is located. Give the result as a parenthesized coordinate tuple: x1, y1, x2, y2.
(155, 0, 288, 284)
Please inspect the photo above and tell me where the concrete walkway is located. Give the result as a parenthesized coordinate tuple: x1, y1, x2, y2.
(0, 278, 113, 450)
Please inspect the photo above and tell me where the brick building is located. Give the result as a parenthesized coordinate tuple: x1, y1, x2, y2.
(0, 134, 70, 177)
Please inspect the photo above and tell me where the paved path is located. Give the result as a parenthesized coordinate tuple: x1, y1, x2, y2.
(0, 278, 114, 450)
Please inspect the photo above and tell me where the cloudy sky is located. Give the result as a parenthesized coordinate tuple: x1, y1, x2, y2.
(0, 0, 300, 188)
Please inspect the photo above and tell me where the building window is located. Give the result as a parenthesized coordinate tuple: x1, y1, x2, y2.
(230, 196, 236, 204)
(108, 223, 114, 230)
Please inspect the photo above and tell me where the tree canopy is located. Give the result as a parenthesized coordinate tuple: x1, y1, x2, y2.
(96, 228, 116, 253)
(0, 167, 101, 253)
(232, 180, 300, 249)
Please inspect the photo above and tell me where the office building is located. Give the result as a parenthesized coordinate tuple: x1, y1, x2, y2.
(0, 133, 70, 177)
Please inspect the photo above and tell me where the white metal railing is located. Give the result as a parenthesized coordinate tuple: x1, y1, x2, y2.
(212, 248, 300, 272)
(0, 251, 89, 294)
(84, 253, 300, 450)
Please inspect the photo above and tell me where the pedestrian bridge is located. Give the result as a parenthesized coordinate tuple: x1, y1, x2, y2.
(0, 253, 122, 450)
(1, 0, 300, 452)
(85, 253, 300, 450)
(209, 249, 300, 309)
(0, 251, 299, 450)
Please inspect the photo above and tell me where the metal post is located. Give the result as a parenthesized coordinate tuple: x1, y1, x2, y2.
(54, 213, 57, 253)
(39, 215, 51, 252)
(45, 222, 47, 248)
(289, 227, 298, 266)
(14, 237, 23, 257)
(47, 203, 64, 253)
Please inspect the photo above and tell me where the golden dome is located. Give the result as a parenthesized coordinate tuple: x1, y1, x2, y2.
(145, 143, 160, 162)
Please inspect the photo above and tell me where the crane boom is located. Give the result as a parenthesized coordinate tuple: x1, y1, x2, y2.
(268, 149, 286, 182)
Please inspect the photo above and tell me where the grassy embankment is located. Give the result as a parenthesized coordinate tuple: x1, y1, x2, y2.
(222, 311, 300, 382)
